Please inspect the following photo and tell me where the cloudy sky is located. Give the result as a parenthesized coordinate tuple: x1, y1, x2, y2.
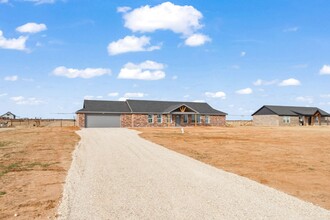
(1, 0, 330, 119)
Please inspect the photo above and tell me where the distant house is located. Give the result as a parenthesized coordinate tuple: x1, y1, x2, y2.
(252, 105, 330, 126)
(0, 112, 16, 119)
(76, 99, 227, 128)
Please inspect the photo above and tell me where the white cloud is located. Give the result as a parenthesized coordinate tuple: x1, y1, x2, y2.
(108, 92, 119, 97)
(119, 92, 145, 101)
(4, 75, 18, 81)
(118, 60, 165, 80)
(117, 6, 131, 13)
(121, 2, 203, 36)
(283, 27, 299, 32)
(10, 96, 43, 105)
(320, 94, 330, 98)
(253, 79, 277, 86)
(16, 23, 47, 34)
(231, 65, 240, 69)
(184, 33, 211, 46)
(205, 91, 226, 99)
(107, 35, 160, 55)
(193, 100, 205, 103)
(22, 0, 58, 5)
(295, 96, 313, 104)
(319, 102, 330, 106)
(84, 95, 103, 100)
(53, 66, 111, 79)
(278, 78, 301, 86)
(172, 75, 178, 80)
(0, 93, 8, 97)
(124, 92, 144, 98)
(319, 65, 330, 75)
(291, 64, 308, 69)
(236, 88, 253, 95)
(0, 30, 27, 51)
(0, 0, 8, 3)
(240, 51, 246, 57)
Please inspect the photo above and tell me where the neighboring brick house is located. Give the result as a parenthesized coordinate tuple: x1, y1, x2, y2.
(0, 111, 16, 119)
(252, 105, 330, 126)
(76, 99, 227, 128)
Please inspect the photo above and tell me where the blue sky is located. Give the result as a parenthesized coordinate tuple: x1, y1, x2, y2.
(0, 0, 330, 119)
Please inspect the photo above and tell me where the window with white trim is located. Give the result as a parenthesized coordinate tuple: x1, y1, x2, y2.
(157, 114, 162, 124)
(184, 115, 188, 123)
(205, 115, 210, 124)
(191, 115, 195, 123)
(197, 114, 201, 123)
(282, 116, 290, 124)
(148, 114, 153, 123)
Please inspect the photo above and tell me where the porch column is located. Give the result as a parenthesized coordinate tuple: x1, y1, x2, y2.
(195, 114, 197, 127)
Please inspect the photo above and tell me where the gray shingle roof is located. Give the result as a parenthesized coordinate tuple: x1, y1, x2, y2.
(77, 100, 131, 113)
(77, 99, 226, 115)
(252, 105, 330, 116)
(127, 100, 226, 115)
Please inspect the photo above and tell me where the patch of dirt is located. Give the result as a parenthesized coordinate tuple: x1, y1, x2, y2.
(0, 127, 80, 220)
(135, 126, 330, 210)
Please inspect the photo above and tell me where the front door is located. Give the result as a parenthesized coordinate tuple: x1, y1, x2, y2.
(175, 115, 181, 127)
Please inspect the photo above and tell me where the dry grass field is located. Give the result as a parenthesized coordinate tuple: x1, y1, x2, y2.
(136, 126, 330, 210)
(0, 127, 80, 219)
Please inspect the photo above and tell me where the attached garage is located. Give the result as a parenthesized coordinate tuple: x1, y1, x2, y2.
(76, 99, 227, 128)
(86, 114, 121, 128)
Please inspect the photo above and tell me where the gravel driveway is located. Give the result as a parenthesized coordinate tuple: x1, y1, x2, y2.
(57, 128, 330, 219)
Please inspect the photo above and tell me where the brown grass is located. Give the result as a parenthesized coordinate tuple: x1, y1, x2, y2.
(0, 127, 80, 219)
(135, 126, 330, 210)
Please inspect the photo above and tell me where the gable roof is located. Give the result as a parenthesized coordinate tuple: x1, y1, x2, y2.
(77, 99, 227, 115)
(252, 105, 330, 116)
(0, 111, 16, 117)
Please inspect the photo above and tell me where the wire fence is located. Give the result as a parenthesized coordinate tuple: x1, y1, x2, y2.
(0, 118, 76, 128)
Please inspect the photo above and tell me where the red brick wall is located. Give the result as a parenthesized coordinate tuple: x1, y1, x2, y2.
(77, 113, 85, 128)
(121, 114, 132, 127)
(121, 114, 225, 127)
(209, 115, 226, 126)
(79, 113, 226, 128)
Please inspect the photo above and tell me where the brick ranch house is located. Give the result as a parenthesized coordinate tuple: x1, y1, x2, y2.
(252, 105, 330, 126)
(76, 99, 227, 128)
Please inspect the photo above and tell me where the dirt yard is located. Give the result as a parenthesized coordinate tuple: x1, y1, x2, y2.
(136, 126, 330, 210)
(0, 127, 80, 219)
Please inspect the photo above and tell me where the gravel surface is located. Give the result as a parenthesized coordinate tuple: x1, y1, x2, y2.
(57, 128, 330, 219)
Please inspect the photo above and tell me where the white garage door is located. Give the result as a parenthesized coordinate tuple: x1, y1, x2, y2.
(86, 114, 121, 128)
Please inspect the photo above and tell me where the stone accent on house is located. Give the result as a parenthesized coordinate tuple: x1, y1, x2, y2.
(77, 113, 85, 127)
(254, 115, 304, 126)
(253, 115, 280, 126)
(278, 116, 299, 126)
(209, 115, 226, 126)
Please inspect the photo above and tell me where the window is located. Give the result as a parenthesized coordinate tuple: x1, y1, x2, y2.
(197, 115, 201, 123)
(282, 116, 290, 124)
(157, 114, 162, 124)
(184, 115, 188, 123)
(148, 114, 153, 123)
(192, 115, 201, 123)
(205, 115, 210, 124)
